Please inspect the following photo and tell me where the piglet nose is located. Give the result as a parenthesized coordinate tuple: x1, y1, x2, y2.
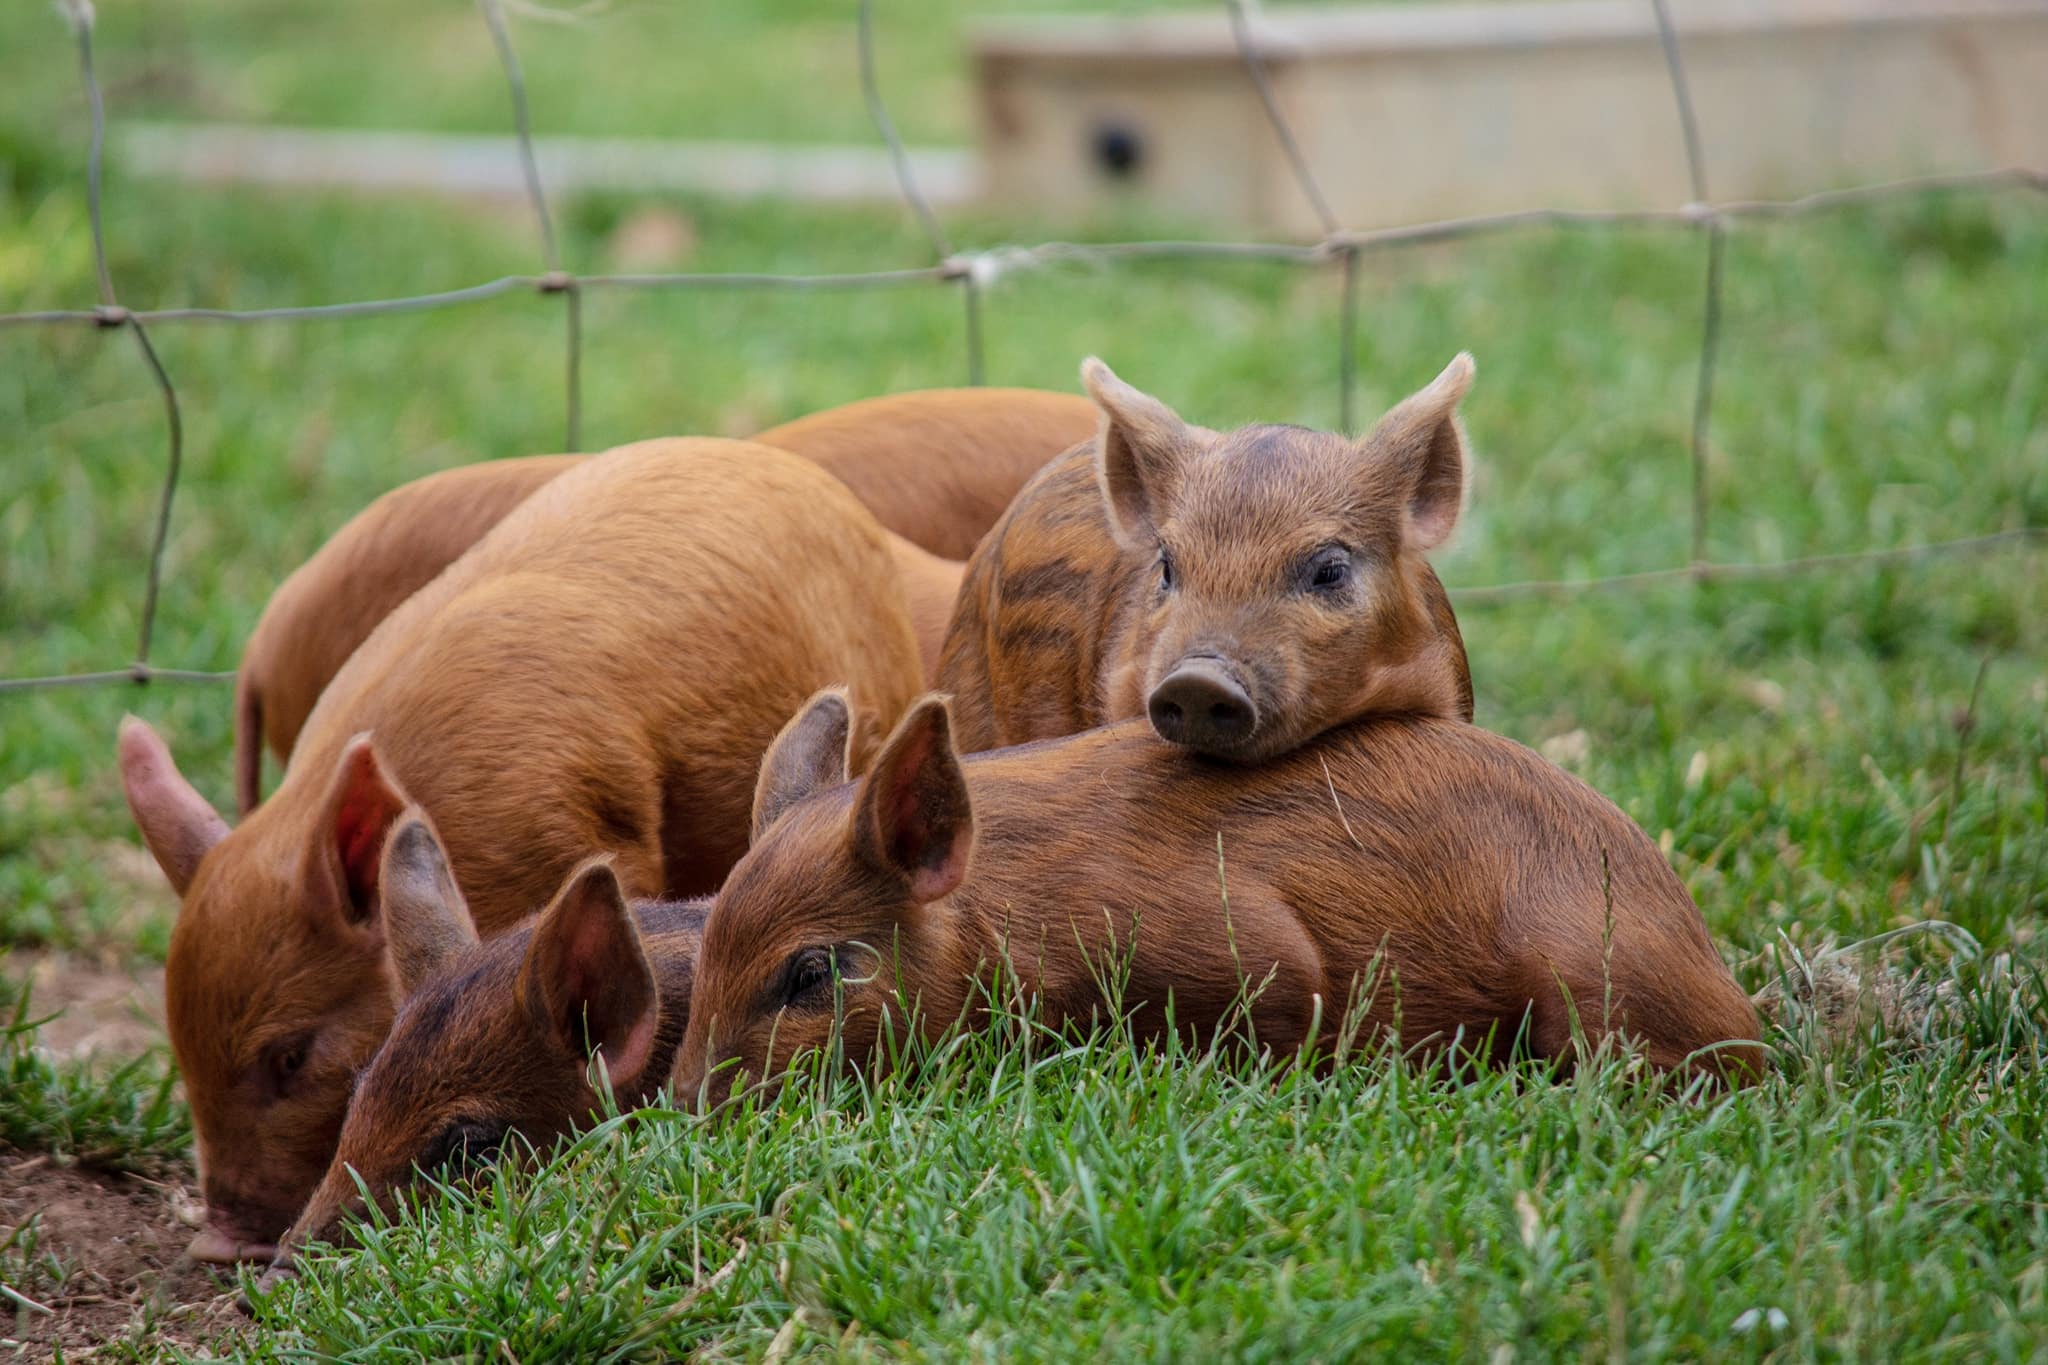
(1148, 658, 1257, 753)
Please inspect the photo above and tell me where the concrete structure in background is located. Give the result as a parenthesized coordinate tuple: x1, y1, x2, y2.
(119, 124, 977, 206)
(971, 0, 2048, 235)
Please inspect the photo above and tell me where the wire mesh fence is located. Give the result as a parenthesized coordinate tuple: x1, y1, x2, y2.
(3, 0, 2043, 695)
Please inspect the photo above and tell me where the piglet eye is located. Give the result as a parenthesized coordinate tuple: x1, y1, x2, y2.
(781, 947, 834, 1009)
(1307, 549, 1352, 593)
(265, 1034, 314, 1093)
(1157, 549, 1176, 592)
(422, 1118, 505, 1175)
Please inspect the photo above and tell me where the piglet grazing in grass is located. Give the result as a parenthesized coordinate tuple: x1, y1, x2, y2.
(673, 691, 1764, 1108)
(258, 817, 704, 1288)
(938, 355, 1478, 763)
(234, 388, 1097, 809)
(119, 438, 926, 1263)
(257, 709, 848, 1289)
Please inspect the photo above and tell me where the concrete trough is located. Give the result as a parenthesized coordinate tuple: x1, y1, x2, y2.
(971, 0, 2048, 235)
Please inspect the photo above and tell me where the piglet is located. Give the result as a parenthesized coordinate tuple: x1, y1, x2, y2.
(122, 438, 926, 1261)
(675, 691, 1764, 1105)
(939, 357, 1478, 762)
(235, 388, 1095, 808)
(258, 818, 703, 1288)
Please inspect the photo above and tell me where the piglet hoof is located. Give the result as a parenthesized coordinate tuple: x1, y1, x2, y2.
(185, 1225, 278, 1266)
(236, 1262, 299, 1318)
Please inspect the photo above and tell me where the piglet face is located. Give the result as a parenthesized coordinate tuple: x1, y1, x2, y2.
(266, 848, 662, 1276)
(676, 694, 972, 1110)
(266, 957, 526, 1272)
(1085, 355, 1477, 762)
(123, 721, 414, 1261)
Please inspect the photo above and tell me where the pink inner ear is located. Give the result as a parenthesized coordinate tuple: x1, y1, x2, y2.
(568, 910, 617, 984)
(562, 894, 653, 1063)
(878, 717, 970, 901)
(906, 836, 970, 903)
(602, 1010, 658, 1088)
(336, 796, 391, 910)
(1408, 500, 1459, 552)
(332, 749, 405, 916)
(1403, 423, 1465, 552)
(882, 724, 938, 869)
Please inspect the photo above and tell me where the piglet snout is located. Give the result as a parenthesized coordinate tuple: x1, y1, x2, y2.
(1148, 658, 1257, 754)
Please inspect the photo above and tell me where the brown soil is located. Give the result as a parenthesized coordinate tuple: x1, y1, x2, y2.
(2, 941, 228, 1357)
(11, 952, 167, 1064)
(0, 1158, 243, 1361)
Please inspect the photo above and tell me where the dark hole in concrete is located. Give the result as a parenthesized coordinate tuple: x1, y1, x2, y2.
(1092, 122, 1144, 179)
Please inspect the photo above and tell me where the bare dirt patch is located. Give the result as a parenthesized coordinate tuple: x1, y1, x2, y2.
(0, 1158, 242, 1361)
(11, 953, 166, 1064)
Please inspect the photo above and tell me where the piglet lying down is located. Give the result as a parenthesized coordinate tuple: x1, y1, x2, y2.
(259, 823, 706, 1287)
(259, 695, 1759, 1288)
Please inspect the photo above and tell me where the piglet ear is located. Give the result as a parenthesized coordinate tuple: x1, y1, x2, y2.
(117, 716, 229, 898)
(379, 816, 479, 995)
(752, 688, 854, 843)
(850, 695, 974, 905)
(316, 735, 409, 929)
(1360, 352, 1473, 552)
(1083, 357, 1197, 547)
(520, 859, 658, 1091)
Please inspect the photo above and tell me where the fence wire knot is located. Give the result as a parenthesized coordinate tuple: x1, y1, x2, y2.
(943, 253, 1005, 290)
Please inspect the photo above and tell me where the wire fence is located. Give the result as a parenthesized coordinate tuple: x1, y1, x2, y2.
(3, 0, 2045, 696)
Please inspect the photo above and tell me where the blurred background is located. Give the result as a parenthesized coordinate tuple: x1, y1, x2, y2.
(1, 0, 2043, 1024)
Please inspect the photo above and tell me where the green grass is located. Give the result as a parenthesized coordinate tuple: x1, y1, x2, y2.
(0, 978, 189, 1177)
(1, 1210, 70, 1322)
(6, 181, 2043, 955)
(242, 969, 2048, 1360)
(4, 0, 2048, 1357)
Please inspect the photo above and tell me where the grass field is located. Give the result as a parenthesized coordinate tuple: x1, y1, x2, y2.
(4, 1, 2048, 1358)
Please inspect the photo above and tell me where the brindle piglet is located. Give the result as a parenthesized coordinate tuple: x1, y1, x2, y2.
(236, 388, 1097, 809)
(258, 818, 705, 1285)
(939, 356, 1477, 762)
(674, 692, 1764, 1105)
(120, 439, 925, 1262)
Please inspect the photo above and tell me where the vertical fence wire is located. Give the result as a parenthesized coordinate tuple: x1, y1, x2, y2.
(74, 1, 114, 313)
(857, 0, 985, 386)
(1222, 0, 1358, 430)
(1336, 248, 1361, 435)
(3, 3, 2044, 693)
(65, 0, 189, 681)
(960, 272, 987, 388)
(1222, 0, 1340, 236)
(479, 0, 581, 450)
(1649, 0, 1725, 572)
